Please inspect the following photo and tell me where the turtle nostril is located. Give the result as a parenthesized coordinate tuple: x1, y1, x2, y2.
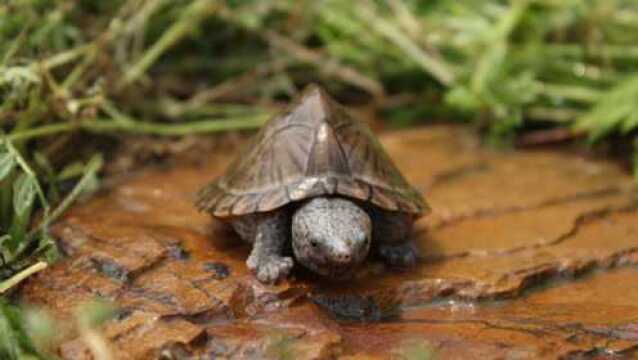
(336, 253, 351, 263)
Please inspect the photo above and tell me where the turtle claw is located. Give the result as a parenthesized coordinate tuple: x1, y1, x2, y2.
(246, 252, 260, 272)
(248, 255, 293, 284)
(379, 243, 418, 267)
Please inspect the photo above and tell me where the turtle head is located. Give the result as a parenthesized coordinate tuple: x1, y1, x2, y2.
(291, 197, 371, 278)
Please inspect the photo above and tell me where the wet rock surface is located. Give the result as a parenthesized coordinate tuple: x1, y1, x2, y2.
(20, 126, 638, 359)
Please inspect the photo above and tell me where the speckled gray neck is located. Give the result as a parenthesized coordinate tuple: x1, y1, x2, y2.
(291, 197, 371, 277)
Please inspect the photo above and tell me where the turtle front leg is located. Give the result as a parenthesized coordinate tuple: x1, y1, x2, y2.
(244, 210, 293, 284)
(372, 210, 418, 267)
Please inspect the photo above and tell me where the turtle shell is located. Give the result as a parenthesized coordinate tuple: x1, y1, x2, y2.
(196, 84, 428, 218)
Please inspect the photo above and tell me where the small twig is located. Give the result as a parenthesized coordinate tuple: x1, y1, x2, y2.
(118, 0, 219, 89)
(39, 62, 65, 97)
(188, 58, 291, 106)
(157, 97, 270, 118)
(5, 112, 269, 143)
(35, 155, 103, 232)
(525, 106, 583, 123)
(541, 83, 602, 104)
(62, 45, 98, 90)
(124, 0, 171, 36)
(5, 123, 76, 143)
(127, 0, 171, 61)
(355, 0, 455, 86)
(516, 128, 586, 146)
(40, 44, 95, 70)
(0, 260, 47, 294)
(264, 31, 385, 97)
(100, 101, 136, 125)
(90, 114, 269, 135)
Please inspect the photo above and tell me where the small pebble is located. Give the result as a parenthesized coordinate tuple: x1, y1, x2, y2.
(167, 244, 190, 260)
(203, 262, 230, 279)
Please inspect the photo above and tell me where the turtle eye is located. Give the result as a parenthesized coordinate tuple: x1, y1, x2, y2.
(310, 240, 319, 248)
(355, 232, 368, 243)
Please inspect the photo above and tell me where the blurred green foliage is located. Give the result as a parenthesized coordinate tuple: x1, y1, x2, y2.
(0, 298, 60, 360)
(394, 339, 437, 360)
(4, 1, 638, 145)
(0, 299, 46, 360)
(2, 0, 638, 356)
(0, 298, 115, 360)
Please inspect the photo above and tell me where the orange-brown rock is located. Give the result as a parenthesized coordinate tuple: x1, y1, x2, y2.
(20, 126, 638, 359)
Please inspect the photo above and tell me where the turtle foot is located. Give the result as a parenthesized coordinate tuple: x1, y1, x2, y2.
(247, 254, 293, 284)
(378, 242, 418, 267)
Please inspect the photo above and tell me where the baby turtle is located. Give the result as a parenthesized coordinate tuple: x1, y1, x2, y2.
(196, 84, 428, 284)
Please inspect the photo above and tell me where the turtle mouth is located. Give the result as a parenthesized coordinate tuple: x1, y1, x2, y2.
(326, 266, 356, 280)
(292, 239, 368, 279)
(303, 256, 362, 279)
